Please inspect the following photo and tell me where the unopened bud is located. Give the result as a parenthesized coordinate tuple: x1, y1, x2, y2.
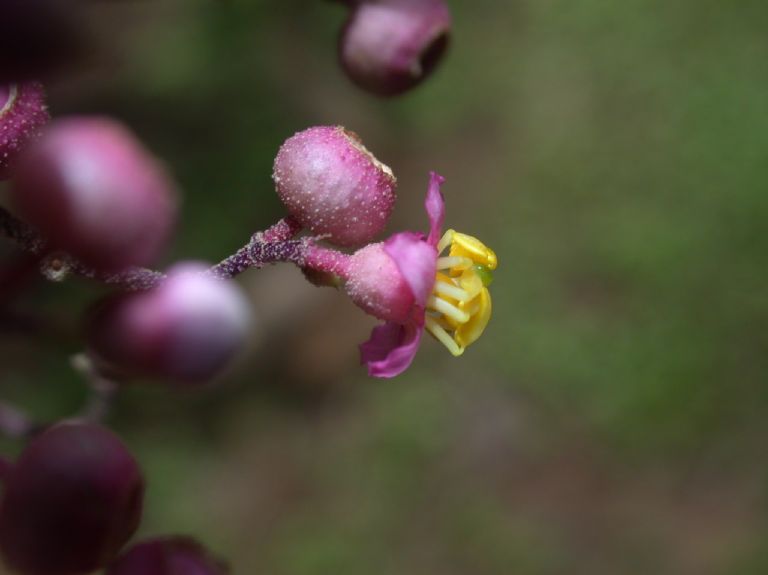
(0, 422, 144, 575)
(10, 117, 178, 270)
(273, 126, 396, 247)
(86, 263, 252, 384)
(339, 0, 451, 97)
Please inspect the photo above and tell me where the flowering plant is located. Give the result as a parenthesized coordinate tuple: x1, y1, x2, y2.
(0, 0, 500, 573)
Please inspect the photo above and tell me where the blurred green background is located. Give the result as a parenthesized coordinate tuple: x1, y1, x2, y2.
(2, 0, 768, 573)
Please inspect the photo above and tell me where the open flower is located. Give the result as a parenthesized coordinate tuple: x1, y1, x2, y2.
(343, 173, 497, 377)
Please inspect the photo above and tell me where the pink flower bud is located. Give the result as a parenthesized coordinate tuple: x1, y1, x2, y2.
(0, 83, 49, 180)
(9, 117, 178, 270)
(0, 422, 144, 575)
(339, 0, 451, 97)
(107, 537, 228, 575)
(86, 263, 251, 384)
(273, 126, 396, 247)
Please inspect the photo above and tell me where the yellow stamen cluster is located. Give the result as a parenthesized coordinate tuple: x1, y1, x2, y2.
(425, 230, 497, 356)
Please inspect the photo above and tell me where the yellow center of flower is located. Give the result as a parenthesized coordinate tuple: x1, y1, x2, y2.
(425, 230, 497, 357)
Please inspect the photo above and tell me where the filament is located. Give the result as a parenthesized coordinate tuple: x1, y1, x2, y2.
(425, 317, 464, 357)
(427, 295, 470, 324)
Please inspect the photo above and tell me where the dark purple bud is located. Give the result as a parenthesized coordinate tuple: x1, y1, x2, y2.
(339, 0, 451, 97)
(9, 117, 178, 270)
(273, 126, 396, 247)
(0, 0, 85, 83)
(0, 422, 144, 575)
(107, 537, 229, 575)
(86, 263, 252, 384)
(0, 83, 49, 180)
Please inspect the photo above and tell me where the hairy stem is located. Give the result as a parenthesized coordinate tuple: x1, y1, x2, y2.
(0, 206, 306, 291)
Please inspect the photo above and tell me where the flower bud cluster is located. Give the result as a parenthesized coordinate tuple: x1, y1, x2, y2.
(0, 1, 469, 571)
(1, 107, 252, 385)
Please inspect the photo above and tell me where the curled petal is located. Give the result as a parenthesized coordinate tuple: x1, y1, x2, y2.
(425, 171, 445, 246)
(360, 320, 423, 378)
(384, 231, 437, 309)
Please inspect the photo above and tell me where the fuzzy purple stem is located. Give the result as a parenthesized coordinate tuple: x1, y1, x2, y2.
(208, 216, 302, 279)
(1, 206, 306, 290)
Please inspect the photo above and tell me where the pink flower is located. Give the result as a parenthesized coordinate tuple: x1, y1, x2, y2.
(298, 170, 497, 378)
(349, 173, 443, 377)
(344, 173, 497, 378)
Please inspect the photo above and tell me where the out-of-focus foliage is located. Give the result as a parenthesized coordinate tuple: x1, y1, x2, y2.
(2, 0, 768, 574)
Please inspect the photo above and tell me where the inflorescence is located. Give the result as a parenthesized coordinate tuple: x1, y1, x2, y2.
(0, 1, 488, 574)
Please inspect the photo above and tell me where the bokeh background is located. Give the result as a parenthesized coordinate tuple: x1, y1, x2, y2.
(2, 0, 768, 573)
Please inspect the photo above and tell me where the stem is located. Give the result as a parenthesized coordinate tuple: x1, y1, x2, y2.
(208, 216, 302, 279)
(70, 353, 119, 423)
(0, 206, 46, 255)
(0, 207, 306, 291)
(0, 353, 121, 441)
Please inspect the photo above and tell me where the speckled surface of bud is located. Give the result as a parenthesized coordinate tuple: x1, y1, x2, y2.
(0, 422, 144, 575)
(273, 126, 396, 247)
(86, 263, 252, 384)
(345, 242, 414, 322)
(339, 0, 451, 97)
(107, 537, 228, 575)
(0, 83, 49, 180)
(9, 117, 178, 270)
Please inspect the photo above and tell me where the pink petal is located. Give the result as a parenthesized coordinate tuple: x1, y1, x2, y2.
(425, 171, 446, 247)
(384, 232, 437, 308)
(360, 320, 424, 378)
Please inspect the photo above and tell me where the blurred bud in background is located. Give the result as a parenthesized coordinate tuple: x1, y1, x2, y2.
(0, 82, 50, 180)
(0, 422, 144, 575)
(107, 537, 229, 575)
(0, 0, 86, 83)
(273, 126, 396, 246)
(339, 0, 451, 97)
(86, 263, 252, 385)
(9, 117, 178, 271)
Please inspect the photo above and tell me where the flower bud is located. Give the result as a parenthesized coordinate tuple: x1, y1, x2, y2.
(9, 117, 178, 270)
(273, 126, 396, 247)
(0, 83, 49, 180)
(0, 422, 144, 575)
(107, 537, 228, 575)
(339, 0, 451, 97)
(86, 263, 251, 384)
